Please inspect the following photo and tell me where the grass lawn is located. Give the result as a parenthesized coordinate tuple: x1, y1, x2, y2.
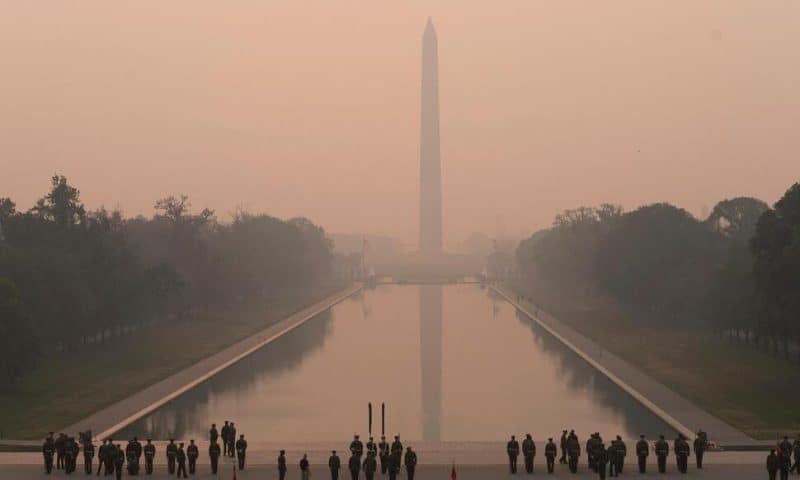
(509, 283, 800, 440)
(0, 283, 350, 440)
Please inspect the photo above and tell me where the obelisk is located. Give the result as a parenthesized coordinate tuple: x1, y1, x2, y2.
(419, 18, 443, 254)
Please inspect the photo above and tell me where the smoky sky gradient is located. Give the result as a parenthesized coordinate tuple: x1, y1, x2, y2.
(2, 2, 798, 248)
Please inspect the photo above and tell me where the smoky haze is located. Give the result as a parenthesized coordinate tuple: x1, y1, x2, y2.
(2, 1, 799, 248)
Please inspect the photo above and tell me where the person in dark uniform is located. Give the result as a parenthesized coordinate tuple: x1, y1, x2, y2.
(522, 434, 535, 474)
(55, 433, 66, 470)
(166, 439, 178, 475)
(43, 434, 55, 474)
(175, 443, 188, 479)
(791, 435, 800, 474)
(363, 452, 378, 480)
(404, 447, 417, 480)
(209, 423, 219, 445)
(559, 430, 568, 465)
(391, 435, 403, 459)
(113, 445, 124, 480)
(330, 450, 341, 480)
(228, 423, 237, 458)
(106, 439, 117, 476)
(388, 451, 400, 480)
(614, 435, 626, 474)
(635, 435, 648, 473)
(567, 431, 580, 474)
(143, 440, 155, 475)
(586, 433, 597, 472)
(675, 435, 690, 473)
(221, 421, 230, 457)
(544, 438, 557, 474)
(300, 453, 311, 480)
(597, 443, 608, 480)
(209, 440, 221, 475)
(278, 450, 288, 480)
(65, 437, 77, 474)
(655, 435, 669, 473)
(236, 434, 248, 470)
(767, 449, 779, 480)
(84, 438, 95, 474)
(378, 436, 389, 474)
(367, 437, 377, 458)
(125, 439, 138, 475)
(349, 453, 361, 480)
(187, 439, 199, 475)
(351, 435, 364, 459)
(693, 432, 706, 469)
(507, 435, 520, 474)
(780, 447, 791, 480)
(607, 440, 617, 477)
(132, 437, 143, 466)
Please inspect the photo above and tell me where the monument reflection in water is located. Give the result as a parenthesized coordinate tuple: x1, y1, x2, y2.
(117, 285, 674, 442)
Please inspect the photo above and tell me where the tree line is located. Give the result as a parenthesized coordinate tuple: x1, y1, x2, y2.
(515, 182, 800, 360)
(0, 176, 335, 386)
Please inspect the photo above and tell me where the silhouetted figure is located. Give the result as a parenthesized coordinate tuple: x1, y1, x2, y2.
(675, 435, 690, 473)
(209, 423, 218, 444)
(221, 421, 230, 456)
(693, 432, 706, 469)
(522, 434, 535, 474)
(391, 435, 403, 458)
(559, 430, 568, 465)
(363, 452, 378, 480)
(567, 431, 580, 473)
(113, 446, 124, 480)
(767, 449, 778, 480)
(209, 441, 221, 474)
(236, 434, 248, 470)
(278, 450, 287, 480)
(404, 447, 417, 480)
(175, 443, 188, 479)
(367, 437, 377, 457)
(330, 450, 341, 480)
(597, 444, 608, 480)
(228, 423, 237, 458)
(507, 435, 520, 474)
(545, 438, 557, 474)
(349, 454, 361, 480)
(84, 438, 95, 474)
(780, 447, 791, 480)
(378, 436, 389, 474)
(636, 434, 649, 473)
(143, 439, 155, 475)
(42, 434, 55, 474)
(300, 453, 311, 480)
(187, 439, 199, 474)
(166, 439, 177, 475)
(607, 440, 617, 477)
(791, 434, 800, 474)
(613, 435, 626, 474)
(388, 451, 400, 480)
(55, 433, 66, 470)
(655, 435, 669, 473)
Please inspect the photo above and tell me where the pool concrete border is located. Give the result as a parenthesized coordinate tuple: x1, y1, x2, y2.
(62, 283, 363, 441)
(491, 285, 754, 445)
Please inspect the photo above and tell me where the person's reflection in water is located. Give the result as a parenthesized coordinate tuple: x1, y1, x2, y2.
(419, 285, 442, 441)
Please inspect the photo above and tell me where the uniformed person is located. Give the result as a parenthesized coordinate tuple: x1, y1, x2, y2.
(693, 432, 706, 469)
(351, 435, 364, 458)
(566, 431, 580, 474)
(363, 452, 378, 480)
(367, 437, 377, 457)
(84, 438, 95, 474)
(391, 435, 403, 459)
(559, 430, 568, 465)
(209, 423, 219, 444)
(236, 434, 248, 470)
(675, 435, 690, 473)
(143, 439, 155, 475)
(655, 435, 669, 473)
(349, 453, 361, 480)
(388, 451, 400, 480)
(65, 437, 77, 474)
(278, 450, 288, 480)
(97, 439, 109, 476)
(507, 435, 520, 474)
(607, 440, 617, 477)
(106, 438, 117, 476)
(378, 436, 389, 474)
(209, 440, 221, 475)
(545, 438, 557, 474)
(187, 439, 199, 474)
(767, 449, 779, 480)
(166, 439, 178, 474)
(228, 423, 237, 458)
(586, 433, 596, 472)
(113, 445, 125, 480)
(596, 443, 608, 480)
(300, 453, 311, 480)
(635, 434, 648, 473)
(176, 443, 188, 479)
(791, 435, 800, 474)
(404, 447, 417, 480)
(125, 438, 138, 475)
(43, 434, 55, 474)
(329, 450, 341, 480)
(55, 433, 66, 470)
(613, 435, 626, 474)
(221, 421, 230, 456)
(522, 434, 535, 474)
(131, 437, 143, 465)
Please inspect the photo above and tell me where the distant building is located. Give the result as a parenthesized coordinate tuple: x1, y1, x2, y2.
(419, 18, 443, 254)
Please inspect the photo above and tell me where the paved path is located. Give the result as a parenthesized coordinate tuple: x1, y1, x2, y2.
(60, 284, 362, 441)
(491, 286, 754, 446)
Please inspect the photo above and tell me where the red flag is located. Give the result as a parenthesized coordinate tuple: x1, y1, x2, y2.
(232, 464, 237, 480)
(450, 463, 457, 480)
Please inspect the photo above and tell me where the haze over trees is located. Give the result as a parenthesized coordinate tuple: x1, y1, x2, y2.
(515, 182, 800, 360)
(0, 176, 335, 387)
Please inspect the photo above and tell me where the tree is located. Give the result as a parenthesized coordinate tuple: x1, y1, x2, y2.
(706, 197, 769, 242)
(30, 175, 86, 228)
(0, 278, 37, 386)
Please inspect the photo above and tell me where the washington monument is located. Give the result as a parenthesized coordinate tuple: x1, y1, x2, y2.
(419, 18, 443, 254)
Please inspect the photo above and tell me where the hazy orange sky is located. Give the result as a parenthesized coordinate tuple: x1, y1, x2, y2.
(2, 2, 798, 249)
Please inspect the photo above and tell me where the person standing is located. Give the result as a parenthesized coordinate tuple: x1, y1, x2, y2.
(607, 440, 617, 478)
(187, 439, 199, 475)
(236, 434, 248, 470)
(378, 436, 389, 474)
(596, 444, 608, 480)
(675, 435, 690, 473)
(209, 441, 221, 475)
(780, 446, 791, 480)
(351, 435, 364, 458)
(767, 449, 779, 480)
(64, 437, 77, 474)
(166, 439, 178, 475)
(278, 450, 287, 480)
(113, 445, 124, 480)
(42, 434, 55, 474)
(349, 453, 361, 480)
(330, 450, 342, 480)
(567, 431, 580, 474)
(544, 438, 557, 474)
(390, 436, 403, 459)
(388, 451, 400, 480)
(175, 443, 188, 479)
(363, 452, 378, 480)
(221, 421, 230, 457)
(143, 440, 155, 475)
(635, 435, 648, 473)
(693, 432, 706, 469)
(655, 435, 669, 473)
(404, 447, 417, 480)
(522, 434, 535, 474)
(228, 423, 237, 458)
(209, 424, 219, 445)
(300, 453, 311, 480)
(559, 430, 568, 465)
(614, 436, 626, 474)
(84, 438, 95, 474)
(507, 435, 520, 474)
(55, 433, 66, 470)
(367, 437, 377, 457)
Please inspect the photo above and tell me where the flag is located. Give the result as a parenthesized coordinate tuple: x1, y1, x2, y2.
(232, 464, 236, 480)
(450, 462, 457, 480)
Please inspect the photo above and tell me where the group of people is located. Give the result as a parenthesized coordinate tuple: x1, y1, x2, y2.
(766, 435, 800, 480)
(307, 434, 417, 480)
(505, 430, 708, 477)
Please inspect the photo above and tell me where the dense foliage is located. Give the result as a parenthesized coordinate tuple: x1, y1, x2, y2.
(0, 176, 334, 386)
(516, 184, 800, 358)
